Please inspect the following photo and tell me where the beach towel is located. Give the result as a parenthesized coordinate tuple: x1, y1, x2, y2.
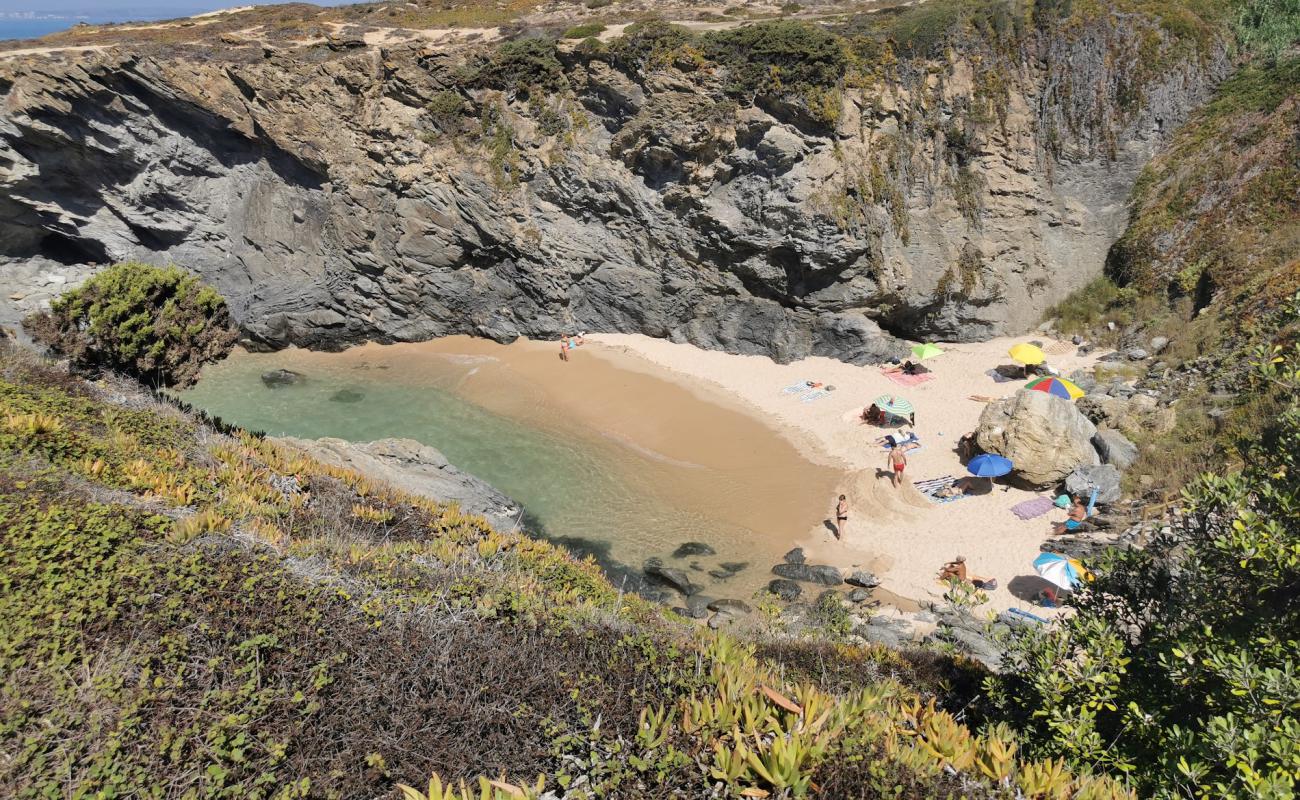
(1011, 496, 1056, 520)
(914, 475, 969, 503)
(800, 390, 830, 403)
(885, 371, 935, 387)
(882, 444, 923, 453)
(782, 382, 809, 394)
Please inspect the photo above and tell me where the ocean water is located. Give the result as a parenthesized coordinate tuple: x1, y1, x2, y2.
(0, 19, 78, 40)
(179, 339, 844, 602)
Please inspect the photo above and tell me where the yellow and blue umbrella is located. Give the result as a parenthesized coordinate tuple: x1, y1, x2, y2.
(1033, 552, 1087, 590)
(872, 395, 913, 417)
(1009, 342, 1046, 365)
(1025, 376, 1085, 400)
(967, 453, 1013, 477)
(912, 343, 945, 361)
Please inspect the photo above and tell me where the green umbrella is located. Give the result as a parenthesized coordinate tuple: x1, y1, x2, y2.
(912, 343, 944, 361)
(872, 395, 914, 417)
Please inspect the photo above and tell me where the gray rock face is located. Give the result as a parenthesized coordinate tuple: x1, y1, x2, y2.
(1092, 428, 1139, 470)
(975, 390, 1100, 488)
(771, 562, 843, 586)
(0, 25, 1226, 361)
(275, 436, 521, 531)
(1066, 464, 1123, 505)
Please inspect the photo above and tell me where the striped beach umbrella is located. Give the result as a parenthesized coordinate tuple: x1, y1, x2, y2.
(1033, 552, 1087, 590)
(872, 395, 914, 417)
(911, 343, 945, 361)
(1025, 376, 1085, 400)
(1008, 342, 1046, 365)
(967, 453, 1013, 478)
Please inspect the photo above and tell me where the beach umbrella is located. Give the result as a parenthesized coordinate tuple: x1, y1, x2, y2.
(1008, 342, 1046, 365)
(967, 453, 1013, 478)
(1025, 376, 1085, 400)
(872, 395, 914, 417)
(1033, 552, 1087, 590)
(911, 343, 945, 361)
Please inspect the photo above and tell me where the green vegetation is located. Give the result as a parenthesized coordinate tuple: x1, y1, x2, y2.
(992, 334, 1300, 798)
(23, 261, 237, 388)
(1235, 0, 1300, 61)
(425, 90, 467, 132)
(561, 22, 605, 39)
(607, 18, 693, 71)
(469, 37, 567, 94)
(700, 20, 846, 97)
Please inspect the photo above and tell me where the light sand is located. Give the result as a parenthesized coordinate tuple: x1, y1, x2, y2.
(587, 333, 1103, 614)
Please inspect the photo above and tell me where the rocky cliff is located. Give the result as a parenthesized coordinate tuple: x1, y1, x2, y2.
(0, 1, 1231, 363)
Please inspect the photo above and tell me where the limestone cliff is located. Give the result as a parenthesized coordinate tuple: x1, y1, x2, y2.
(0, 2, 1231, 362)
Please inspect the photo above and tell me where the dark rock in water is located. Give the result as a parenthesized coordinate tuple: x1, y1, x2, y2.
(772, 562, 843, 586)
(708, 561, 749, 580)
(688, 562, 705, 572)
(672, 541, 716, 558)
(783, 547, 806, 564)
(261, 368, 303, 388)
(847, 587, 871, 603)
(846, 570, 881, 588)
(329, 388, 365, 403)
(644, 563, 700, 596)
(707, 598, 752, 615)
(767, 579, 802, 601)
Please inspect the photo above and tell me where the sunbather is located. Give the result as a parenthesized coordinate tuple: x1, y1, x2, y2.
(861, 403, 886, 425)
(935, 477, 977, 498)
(937, 556, 967, 582)
(1052, 495, 1089, 534)
(875, 427, 918, 448)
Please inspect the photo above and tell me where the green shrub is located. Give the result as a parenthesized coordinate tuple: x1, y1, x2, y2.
(471, 37, 567, 93)
(701, 20, 846, 97)
(1235, 0, 1300, 60)
(608, 18, 693, 71)
(23, 262, 237, 388)
(562, 22, 605, 39)
(425, 89, 466, 131)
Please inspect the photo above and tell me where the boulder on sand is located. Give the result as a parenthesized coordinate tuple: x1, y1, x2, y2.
(975, 390, 1099, 488)
(767, 579, 802, 601)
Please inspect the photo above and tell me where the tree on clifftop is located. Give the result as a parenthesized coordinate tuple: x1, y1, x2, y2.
(24, 261, 238, 388)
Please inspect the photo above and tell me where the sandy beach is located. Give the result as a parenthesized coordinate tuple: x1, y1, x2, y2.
(587, 333, 1104, 614)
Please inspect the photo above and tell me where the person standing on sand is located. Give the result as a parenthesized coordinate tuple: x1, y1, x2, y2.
(834, 494, 848, 539)
(887, 446, 908, 488)
(559, 337, 570, 362)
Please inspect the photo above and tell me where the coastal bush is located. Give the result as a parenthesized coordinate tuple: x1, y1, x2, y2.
(700, 20, 847, 98)
(23, 261, 237, 388)
(991, 340, 1300, 798)
(425, 90, 467, 132)
(562, 22, 605, 39)
(608, 18, 693, 72)
(470, 37, 566, 94)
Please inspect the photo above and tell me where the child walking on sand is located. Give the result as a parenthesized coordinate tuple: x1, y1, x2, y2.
(834, 494, 848, 539)
(886, 446, 908, 488)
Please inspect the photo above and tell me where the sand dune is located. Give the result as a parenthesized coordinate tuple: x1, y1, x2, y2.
(590, 333, 1105, 614)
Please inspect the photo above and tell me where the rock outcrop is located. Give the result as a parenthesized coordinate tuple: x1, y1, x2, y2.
(276, 436, 521, 531)
(976, 390, 1100, 488)
(0, 10, 1228, 363)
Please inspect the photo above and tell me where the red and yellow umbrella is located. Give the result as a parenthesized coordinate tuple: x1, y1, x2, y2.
(1025, 376, 1085, 400)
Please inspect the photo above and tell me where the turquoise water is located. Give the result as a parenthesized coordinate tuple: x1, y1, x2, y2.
(179, 342, 837, 599)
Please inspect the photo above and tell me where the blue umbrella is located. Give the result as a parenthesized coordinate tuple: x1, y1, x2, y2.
(967, 453, 1013, 478)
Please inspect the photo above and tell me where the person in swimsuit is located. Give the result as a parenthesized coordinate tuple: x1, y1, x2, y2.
(1052, 495, 1089, 534)
(834, 494, 848, 539)
(887, 446, 908, 488)
(938, 555, 967, 582)
(559, 337, 570, 362)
